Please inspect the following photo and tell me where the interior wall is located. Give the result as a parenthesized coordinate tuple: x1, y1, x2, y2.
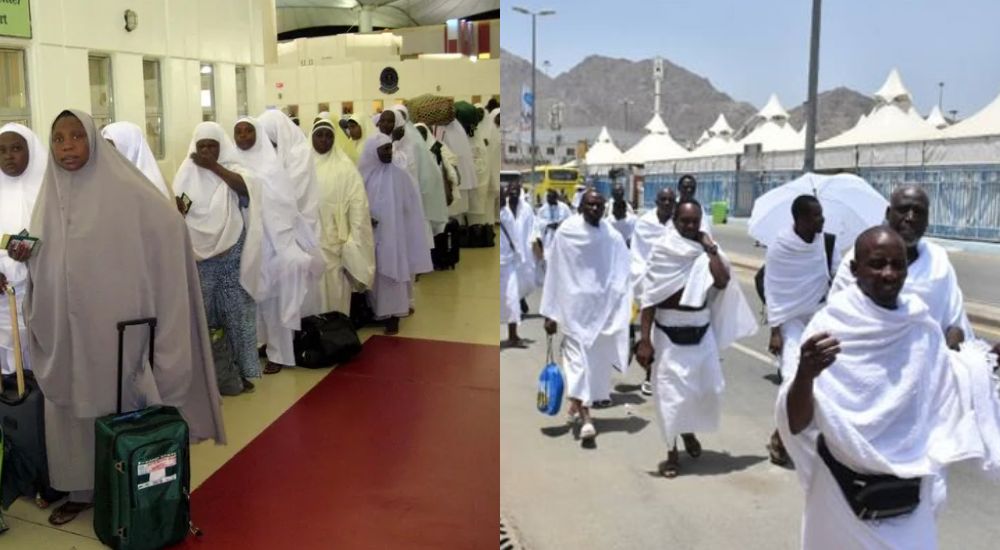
(5, 0, 274, 182)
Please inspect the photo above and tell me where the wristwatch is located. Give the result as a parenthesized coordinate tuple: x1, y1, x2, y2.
(704, 244, 719, 255)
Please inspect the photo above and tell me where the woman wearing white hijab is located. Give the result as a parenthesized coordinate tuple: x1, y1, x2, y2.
(173, 122, 264, 390)
(233, 117, 318, 374)
(311, 119, 375, 315)
(360, 133, 433, 335)
(26, 110, 225, 524)
(392, 105, 450, 241)
(256, 109, 326, 317)
(415, 122, 461, 214)
(0, 123, 44, 375)
(101, 121, 170, 199)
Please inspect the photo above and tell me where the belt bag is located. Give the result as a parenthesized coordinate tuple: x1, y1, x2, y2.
(817, 435, 921, 521)
(654, 321, 709, 346)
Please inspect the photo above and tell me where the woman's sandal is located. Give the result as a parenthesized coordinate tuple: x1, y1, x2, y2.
(48, 501, 94, 526)
(681, 434, 702, 458)
(659, 450, 680, 478)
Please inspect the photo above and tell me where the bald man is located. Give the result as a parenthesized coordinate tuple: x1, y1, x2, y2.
(540, 190, 632, 441)
(636, 200, 756, 477)
(831, 185, 971, 349)
(778, 226, 1000, 550)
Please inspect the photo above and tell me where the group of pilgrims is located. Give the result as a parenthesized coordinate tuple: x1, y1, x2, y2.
(0, 98, 500, 526)
(501, 173, 1000, 549)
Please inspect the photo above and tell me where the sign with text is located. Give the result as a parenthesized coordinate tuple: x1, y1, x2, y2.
(0, 0, 31, 38)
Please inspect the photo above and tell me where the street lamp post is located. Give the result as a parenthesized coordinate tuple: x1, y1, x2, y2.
(803, 0, 822, 173)
(938, 81, 945, 110)
(513, 6, 555, 189)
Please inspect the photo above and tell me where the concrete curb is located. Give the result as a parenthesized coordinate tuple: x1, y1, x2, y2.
(727, 252, 1000, 331)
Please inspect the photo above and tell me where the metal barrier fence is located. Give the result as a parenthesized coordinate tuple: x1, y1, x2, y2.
(640, 165, 1000, 242)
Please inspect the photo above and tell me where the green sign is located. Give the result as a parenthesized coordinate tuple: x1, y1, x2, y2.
(0, 0, 31, 39)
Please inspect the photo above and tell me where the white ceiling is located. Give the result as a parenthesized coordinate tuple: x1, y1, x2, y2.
(276, 0, 499, 34)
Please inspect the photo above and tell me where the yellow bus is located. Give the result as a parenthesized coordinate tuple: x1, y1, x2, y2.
(521, 166, 583, 205)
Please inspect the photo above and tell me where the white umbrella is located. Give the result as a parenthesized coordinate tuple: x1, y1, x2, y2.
(748, 172, 888, 248)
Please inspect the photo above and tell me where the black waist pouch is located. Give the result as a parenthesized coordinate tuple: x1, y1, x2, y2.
(817, 435, 921, 521)
(654, 322, 709, 346)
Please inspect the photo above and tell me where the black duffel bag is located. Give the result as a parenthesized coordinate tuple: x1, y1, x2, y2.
(293, 312, 363, 368)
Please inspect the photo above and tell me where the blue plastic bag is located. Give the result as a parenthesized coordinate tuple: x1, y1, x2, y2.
(536, 336, 564, 415)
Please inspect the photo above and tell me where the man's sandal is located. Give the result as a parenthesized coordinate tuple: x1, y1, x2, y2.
(48, 501, 93, 526)
(263, 362, 284, 375)
(681, 434, 702, 458)
(767, 433, 791, 466)
(659, 450, 680, 478)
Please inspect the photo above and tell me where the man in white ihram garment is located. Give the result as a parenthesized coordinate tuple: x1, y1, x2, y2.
(541, 190, 631, 441)
(777, 226, 1000, 550)
(636, 200, 756, 477)
(532, 188, 572, 288)
(763, 194, 839, 466)
(629, 187, 676, 396)
(499, 180, 536, 349)
(830, 185, 972, 346)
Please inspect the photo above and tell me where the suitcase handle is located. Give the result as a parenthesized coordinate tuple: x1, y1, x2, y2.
(116, 318, 156, 415)
(1, 285, 26, 399)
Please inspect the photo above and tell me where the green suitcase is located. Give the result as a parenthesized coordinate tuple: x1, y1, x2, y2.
(93, 318, 197, 549)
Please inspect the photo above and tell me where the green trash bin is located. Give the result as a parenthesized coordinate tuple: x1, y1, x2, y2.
(711, 201, 728, 224)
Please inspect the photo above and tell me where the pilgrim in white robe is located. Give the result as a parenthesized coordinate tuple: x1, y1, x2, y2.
(312, 123, 375, 315)
(609, 210, 638, 246)
(0, 123, 44, 374)
(532, 201, 572, 287)
(775, 285, 1000, 550)
(360, 134, 433, 318)
(415, 122, 463, 218)
(539, 216, 632, 406)
(765, 227, 839, 381)
(629, 209, 671, 298)
(830, 240, 973, 338)
(499, 202, 537, 325)
(233, 117, 317, 366)
(641, 226, 757, 444)
(393, 107, 449, 239)
(101, 121, 170, 199)
(440, 119, 475, 217)
(464, 121, 492, 223)
(257, 110, 327, 319)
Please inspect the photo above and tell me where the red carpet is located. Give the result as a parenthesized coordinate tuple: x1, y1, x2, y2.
(179, 336, 499, 549)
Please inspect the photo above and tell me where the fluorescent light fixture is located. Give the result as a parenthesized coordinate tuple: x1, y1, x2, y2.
(512, 6, 530, 14)
(200, 65, 213, 74)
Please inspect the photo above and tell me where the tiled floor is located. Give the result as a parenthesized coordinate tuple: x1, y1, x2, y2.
(2, 246, 499, 549)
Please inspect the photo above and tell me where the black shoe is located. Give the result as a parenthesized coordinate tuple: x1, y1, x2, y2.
(241, 378, 256, 393)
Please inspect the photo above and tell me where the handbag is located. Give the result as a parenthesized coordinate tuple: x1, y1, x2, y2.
(293, 312, 363, 368)
(817, 435, 921, 521)
(536, 336, 565, 416)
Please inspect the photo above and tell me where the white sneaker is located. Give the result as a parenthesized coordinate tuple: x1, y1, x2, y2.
(580, 422, 597, 440)
(641, 381, 653, 396)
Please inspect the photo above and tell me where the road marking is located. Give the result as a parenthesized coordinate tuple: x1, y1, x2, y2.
(732, 342, 776, 367)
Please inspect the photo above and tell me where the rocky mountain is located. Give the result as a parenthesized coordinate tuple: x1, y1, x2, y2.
(500, 49, 874, 146)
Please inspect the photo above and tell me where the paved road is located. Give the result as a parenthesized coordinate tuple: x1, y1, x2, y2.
(500, 272, 1000, 550)
(711, 219, 1000, 308)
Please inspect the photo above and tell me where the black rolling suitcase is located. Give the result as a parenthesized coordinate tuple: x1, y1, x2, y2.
(432, 219, 461, 270)
(0, 286, 66, 510)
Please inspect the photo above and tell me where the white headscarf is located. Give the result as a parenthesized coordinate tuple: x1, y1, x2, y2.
(392, 106, 449, 234)
(440, 119, 477, 191)
(232, 117, 314, 301)
(0, 123, 45, 295)
(101, 121, 169, 199)
(257, 109, 321, 237)
(172, 122, 263, 300)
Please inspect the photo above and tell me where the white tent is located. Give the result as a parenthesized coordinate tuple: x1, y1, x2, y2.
(944, 91, 1000, 138)
(926, 105, 949, 129)
(820, 69, 940, 147)
(709, 114, 734, 137)
(738, 94, 804, 151)
(623, 113, 688, 163)
(584, 126, 627, 166)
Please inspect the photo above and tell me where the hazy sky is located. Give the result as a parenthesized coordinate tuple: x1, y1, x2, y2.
(500, 0, 1000, 119)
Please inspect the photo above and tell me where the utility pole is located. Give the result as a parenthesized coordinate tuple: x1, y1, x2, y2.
(803, 0, 822, 173)
(513, 7, 556, 183)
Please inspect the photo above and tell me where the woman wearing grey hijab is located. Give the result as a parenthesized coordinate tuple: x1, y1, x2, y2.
(23, 110, 225, 525)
